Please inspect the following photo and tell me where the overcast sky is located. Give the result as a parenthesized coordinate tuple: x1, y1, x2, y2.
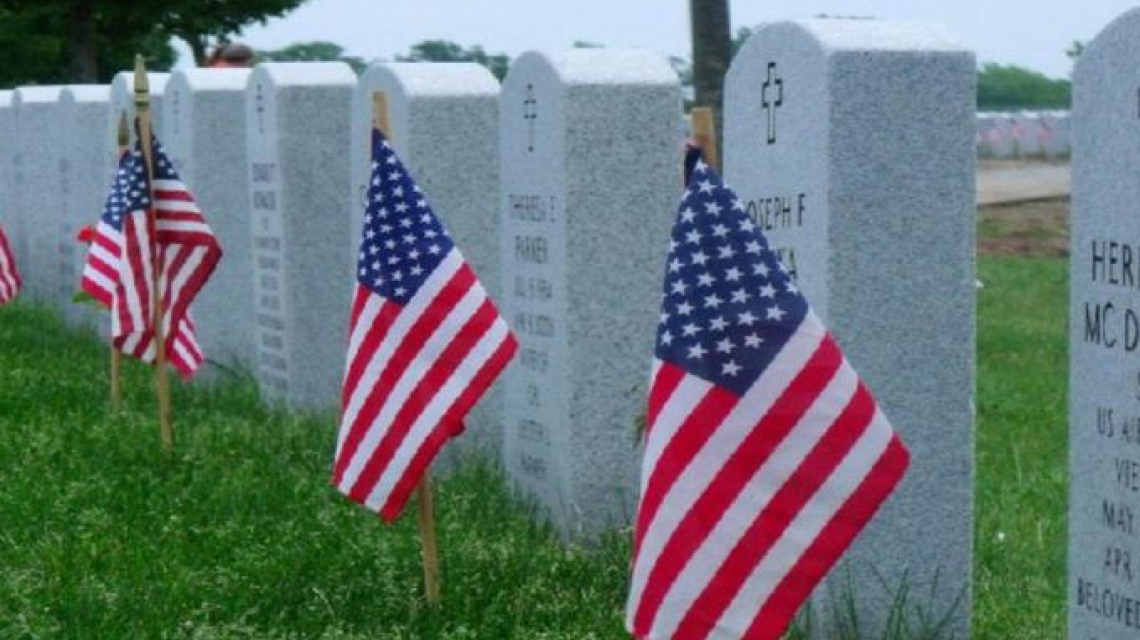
(232, 0, 1138, 79)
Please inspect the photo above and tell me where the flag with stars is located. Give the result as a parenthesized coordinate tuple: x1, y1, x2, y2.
(0, 225, 20, 305)
(80, 132, 221, 378)
(625, 147, 910, 640)
(333, 128, 517, 521)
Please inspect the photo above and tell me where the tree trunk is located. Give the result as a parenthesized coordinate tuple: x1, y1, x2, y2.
(67, 0, 98, 82)
(183, 33, 209, 67)
(689, 0, 731, 144)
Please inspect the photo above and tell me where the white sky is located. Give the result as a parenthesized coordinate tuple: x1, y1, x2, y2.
(232, 0, 1139, 79)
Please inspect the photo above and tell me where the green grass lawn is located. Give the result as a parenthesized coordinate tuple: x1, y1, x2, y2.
(0, 254, 1069, 638)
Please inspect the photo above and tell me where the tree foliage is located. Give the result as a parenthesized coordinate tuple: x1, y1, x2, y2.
(257, 40, 366, 73)
(0, 0, 308, 86)
(396, 40, 510, 80)
(977, 63, 1071, 110)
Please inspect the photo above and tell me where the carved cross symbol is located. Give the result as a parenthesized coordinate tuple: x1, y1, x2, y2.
(255, 83, 266, 133)
(523, 83, 538, 152)
(761, 62, 784, 145)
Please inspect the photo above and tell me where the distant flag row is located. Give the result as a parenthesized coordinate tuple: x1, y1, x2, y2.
(7, 111, 907, 640)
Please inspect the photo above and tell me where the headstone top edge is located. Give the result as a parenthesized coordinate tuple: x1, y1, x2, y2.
(0, 90, 10, 107)
(1074, 6, 1140, 80)
(60, 85, 110, 102)
(13, 85, 65, 104)
(250, 61, 357, 87)
(111, 71, 170, 95)
(740, 18, 969, 55)
(508, 49, 678, 86)
(171, 68, 252, 91)
(360, 62, 499, 97)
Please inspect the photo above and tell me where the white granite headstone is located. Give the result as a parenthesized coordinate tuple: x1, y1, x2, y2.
(164, 69, 256, 371)
(1069, 8, 1140, 638)
(108, 72, 168, 172)
(59, 85, 110, 328)
(725, 19, 975, 636)
(246, 62, 356, 408)
(13, 86, 65, 306)
(351, 62, 502, 456)
(500, 50, 682, 538)
(0, 92, 14, 266)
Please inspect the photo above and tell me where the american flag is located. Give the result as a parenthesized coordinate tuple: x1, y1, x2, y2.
(0, 225, 20, 304)
(333, 129, 517, 521)
(625, 149, 910, 640)
(79, 131, 221, 378)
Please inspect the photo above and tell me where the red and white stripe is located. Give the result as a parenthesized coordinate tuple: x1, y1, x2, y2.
(112, 178, 219, 379)
(627, 312, 909, 640)
(333, 248, 517, 521)
(0, 225, 21, 304)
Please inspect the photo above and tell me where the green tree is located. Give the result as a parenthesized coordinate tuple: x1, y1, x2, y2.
(689, 0, 732, 136)
(977, 63, 1071, 110)
(396, 39, 510, 80)
(0, 0, 308, 85)
(257, 40, 366, 73)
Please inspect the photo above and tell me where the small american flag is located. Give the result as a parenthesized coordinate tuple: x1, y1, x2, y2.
(625, 149, 909, 640)
(333, 129, 517, 520)
(80, 130, 221, 378)
(0, 225, 20, 304)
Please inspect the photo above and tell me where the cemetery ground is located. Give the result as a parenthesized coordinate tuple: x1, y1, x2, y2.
(0, 196, 1068, 639)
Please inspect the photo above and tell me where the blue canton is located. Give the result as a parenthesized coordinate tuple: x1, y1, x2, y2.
(357, 129, 454, 305)
(656, 153, 808, 396)
(100, 147, 151, 233)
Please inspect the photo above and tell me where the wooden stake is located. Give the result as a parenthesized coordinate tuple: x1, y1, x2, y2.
(371, 90, 441, 607)
(690, 106, 720, 172)
(109, 111, 130, 412)
(134, 56, 174, 451)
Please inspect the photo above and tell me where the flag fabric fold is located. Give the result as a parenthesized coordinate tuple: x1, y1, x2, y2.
(80, 130, 221, 378)
(332, 129, 517, 521)
(0, 225, 20, 305)
(625, 148, 910, 640)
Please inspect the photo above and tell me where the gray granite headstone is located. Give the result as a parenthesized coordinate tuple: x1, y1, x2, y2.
(1014, 111, 1046, 158)
(164, 69, 255, 371)
(1069, 9, 1140, 638)
(1041, 110, 1071, 159)
(351, 62, 502, 457)
(246, 62, 356, 409)
(725, 19, 975, 637)
(990, 115, 1018, 158)
(13, 86, 65, 306)
(59, 85, 110, 329)
(500, 49, 681, 538)
(976, 112, 1001, 158)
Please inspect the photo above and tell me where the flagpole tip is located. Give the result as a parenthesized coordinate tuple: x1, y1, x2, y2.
(117, 111, 129, 147)
(133, 55, 149, 100)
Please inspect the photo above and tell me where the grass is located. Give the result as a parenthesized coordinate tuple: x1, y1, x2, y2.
(0, 254, 1070, 638)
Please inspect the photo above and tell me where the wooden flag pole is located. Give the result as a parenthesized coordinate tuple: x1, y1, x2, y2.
(134, 56, 175, 451)
(691, 106, 720, 172)
(110, 111, 129, 412)
(371, 90, 441, 608)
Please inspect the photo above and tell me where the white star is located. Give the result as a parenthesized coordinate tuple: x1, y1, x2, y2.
(428, 244, 442, 255)
(698, 179, 714, 194)
(394, 286, 407, 297)
(704, 293, 723, 309)
(732, 198, 746, 211)
(709, 316, 728, 331)
(388, 170, 403, 181)
(722, 360, 742, 376)
(409, 249, 421, 260)
(660, 330, 674, 346)
(410, 265, 424, 276)
(694, 159, 708, 174)
(712, 224, 729, 238)
(766, 305, 786, 321)
(387, 256, 400, 265)
(373, 275, 384, 286)
(738, 311, 758, 326)
(676, 301, 694, 315)
(718, 245, 736, 259)
(425, 229, 438, 238)
(724, 267, 742, 282)
(744, 333, 763, 348)
(687, 343, 708, 359)
(786, 281, 799, 294)
(384, 239, 397, 250)
(759, 284, 776, 298)
(691, 251, 709, 266)
(391, 271, 403, 281)
(403, 233, 416, 244)
(395, 202, 409, 213)
(680, 207, 697, 222)
(705, 201, 723, 215)
(681, 322, 701, 337)
(668, 258, 683, 273)
(685, 229, 702, 244)
(400, 218, 413, 228)
(754, 262, 770, 277)
(671, 281, 687, 295)
(715, 337, 734, 353)
(739, 218, 755, 232)
(745, 240, 762, 254)
(697, 272, 715, 287)
(731, 289, 749, 304)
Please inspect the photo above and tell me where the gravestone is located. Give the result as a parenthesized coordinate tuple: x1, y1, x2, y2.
(725, 19, 975, 637)
(164, 68, 256, 370)
(351, 62, 502, 456)
(500, 49, 681, 538)
(990, 115, 1018, 158)
(0, 92, 14, 264)
(108, 72, 169, 172)
(1041, 110, 1071, 159)
(1014, 111, 1046, 158)
(1069, 8, 1140, 638)
(59, 85, 110, 329)
(13, 86, 65, 305)
(246, 62, 356, 408)
(976, 112, 1001, 158)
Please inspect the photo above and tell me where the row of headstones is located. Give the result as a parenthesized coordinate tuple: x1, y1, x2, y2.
(0, 19, 974, 636)
(977, 110, 1071, 159)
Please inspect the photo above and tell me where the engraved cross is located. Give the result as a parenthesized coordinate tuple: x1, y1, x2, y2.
(524, 83, 538, 152)
(761, 62, 784, 145)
